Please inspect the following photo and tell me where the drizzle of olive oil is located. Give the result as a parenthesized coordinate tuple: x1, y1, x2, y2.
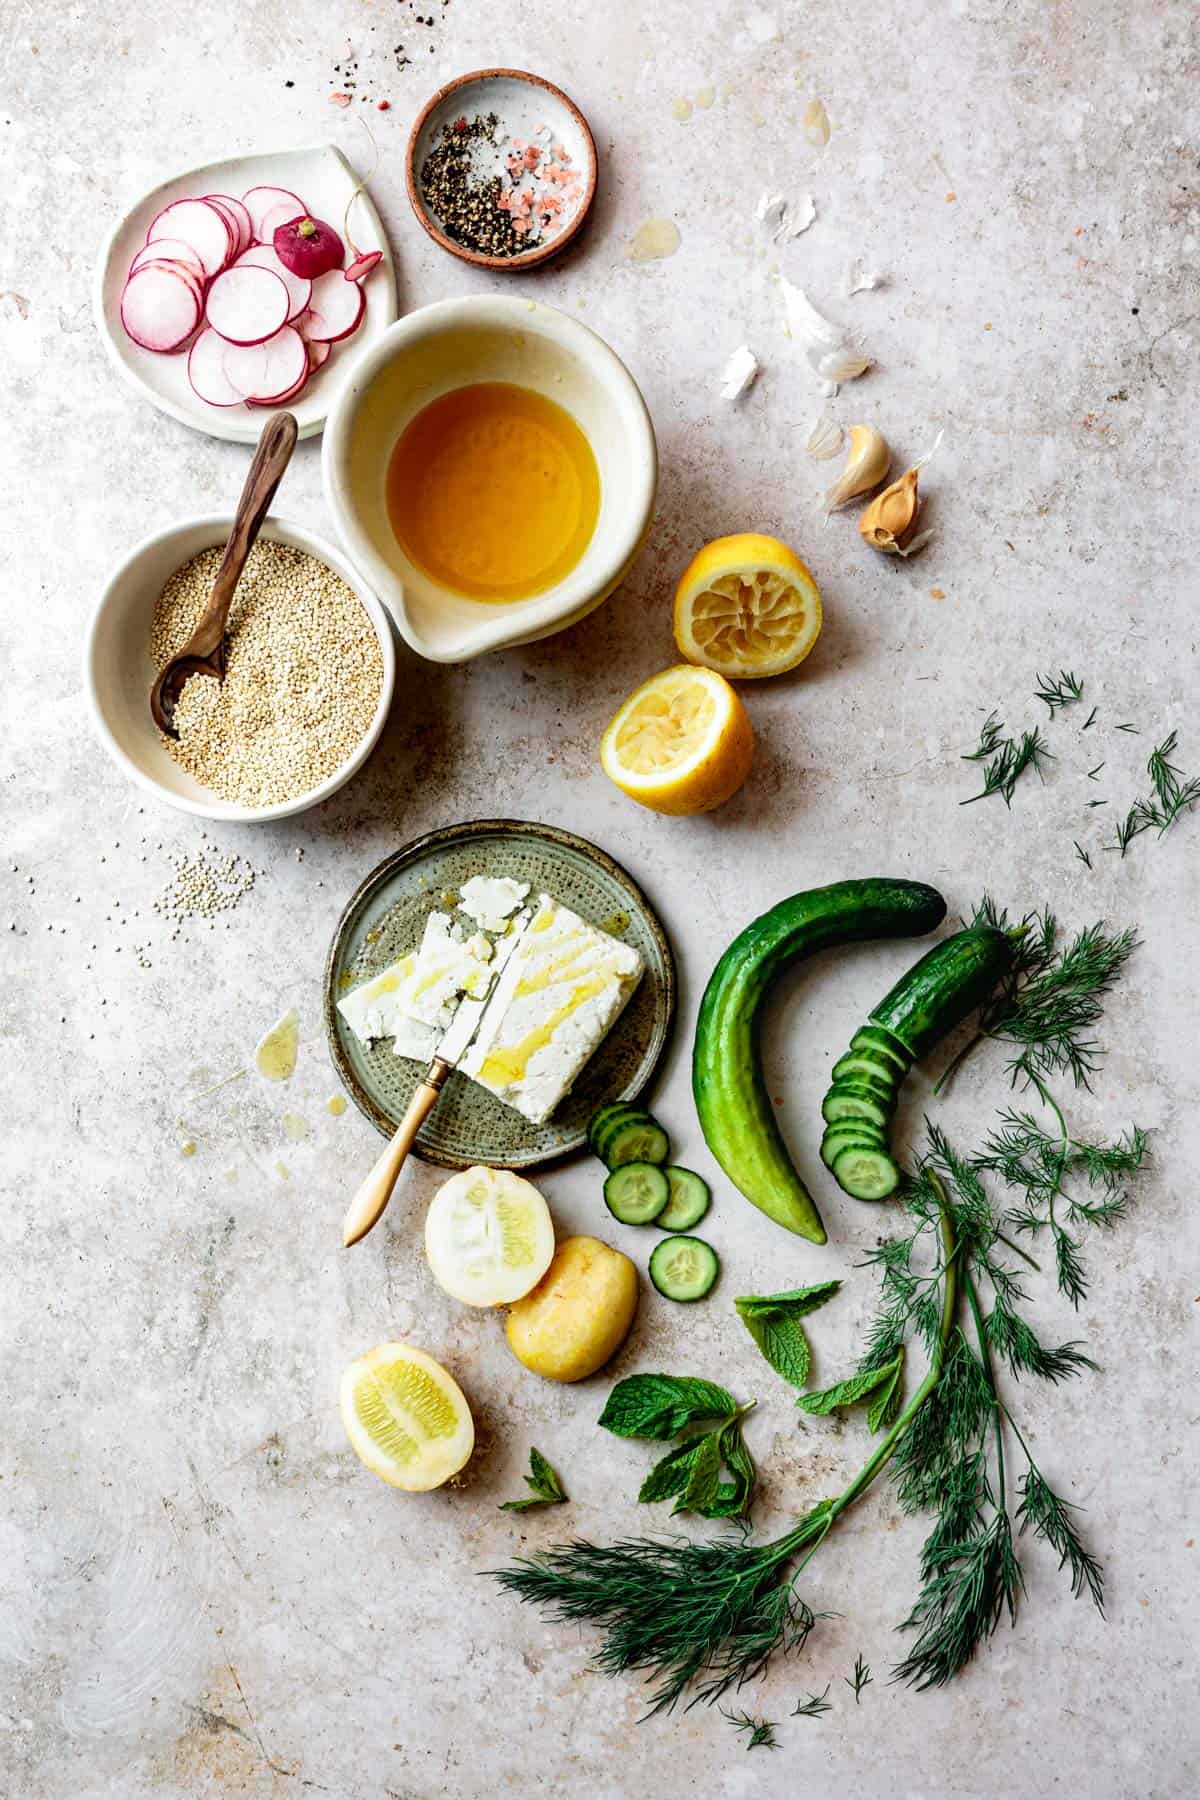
(386, 382, 600, 603)
(255, 1009, 299, 1082)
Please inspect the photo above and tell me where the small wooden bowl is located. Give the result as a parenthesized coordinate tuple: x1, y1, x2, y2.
(406, 69, 597, 272)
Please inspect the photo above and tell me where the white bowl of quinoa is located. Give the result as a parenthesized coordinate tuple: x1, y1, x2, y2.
(85, 514, 395, 821)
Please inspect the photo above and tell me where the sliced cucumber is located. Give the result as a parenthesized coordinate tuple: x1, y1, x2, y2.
(822, 1088, 892, 1130)
(604, 1161, 670, 1225)
(831, 1144, 901, 1201)
(588, 1102, 633, 1155)
(851, 1025, 913, 1072)
(603, 1113, 670, 1170)
(657, 1166, 711, 1231)
(829, 1061, 896, 1104)
(649, 1235, 720, 1303)
(821, 1126, 886, 1170)
(832, 1052, 901, 1091)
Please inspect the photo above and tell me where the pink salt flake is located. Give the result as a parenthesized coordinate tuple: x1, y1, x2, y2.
(511, 217, 530, 235)
(523, 146, 541, 169)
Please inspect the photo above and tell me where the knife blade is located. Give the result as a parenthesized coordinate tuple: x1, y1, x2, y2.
(431, 905, 533, 1068)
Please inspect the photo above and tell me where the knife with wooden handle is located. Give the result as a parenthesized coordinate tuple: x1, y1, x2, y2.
(342, 909, 532, 1248)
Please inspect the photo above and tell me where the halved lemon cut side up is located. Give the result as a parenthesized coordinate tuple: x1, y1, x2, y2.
(340, 1342, 474, 1491)
(424, 1166, 555, 1307)
(673, 531, 823, 679)
(600, 664, 754, 815)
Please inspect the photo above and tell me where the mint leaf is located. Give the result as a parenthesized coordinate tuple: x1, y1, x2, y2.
(499, 1446, 568, 1511)
(735, 1279, 842, 1320)
(638, 1438, 707, 1504)
(599, 1374, 738, 1440)
(678, 1430, 723, 1515)
(735, 1281, 841, 1390)
(708, 1421, 757, 1519)
(865, 1348, 905, 1433)
(796, 1349, 904, 1417)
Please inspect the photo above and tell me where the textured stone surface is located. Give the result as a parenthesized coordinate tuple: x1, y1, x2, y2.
(2, 1, 1198, 1795)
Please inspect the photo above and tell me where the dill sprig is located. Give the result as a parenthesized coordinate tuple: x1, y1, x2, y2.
(1033, 669, 1084, 716)
(960, 726, 1053, 808)
(1108, 731, 1200, 856)
(792, 1684, 833, 1719)
(721, 1707, 779, 1748)
(845, 1652, 872, 1702)
(936, 900, 1138, 1092)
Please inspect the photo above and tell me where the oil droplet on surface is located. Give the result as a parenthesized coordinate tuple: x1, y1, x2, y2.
(599, 910, 631, 936)
(327, 1094, 347, 1117)
(628, 218, 681, 264)
(180, 1139, 197, 1158)
(671, 96, 693, 122)
(275, 1161, 290, 1182)
(282, 1112, 309, 1142)
(694, 85, 716, 109)
(255, 1009, 299, 1082)
(802, 97, 831, 145)
(224, 1167, 239, 1184)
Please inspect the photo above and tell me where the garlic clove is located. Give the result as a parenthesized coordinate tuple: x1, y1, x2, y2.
(806, 413, 845, 461)
(824, 424, 890, 510)
(859, 466, 922, 553)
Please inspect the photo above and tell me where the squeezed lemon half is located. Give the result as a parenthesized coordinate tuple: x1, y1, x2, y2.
(673, 531, 823, 678)
(340, 1342, 474, 1491)
(600, 664, 754, 815)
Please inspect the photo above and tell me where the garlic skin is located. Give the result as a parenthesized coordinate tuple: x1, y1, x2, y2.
(846, 259, 885, 295)
(756, 190, 816, 240)
(805, 414, 844, 461)
(859, 466, 923, 554)
(824, 424, 890, 510)
(780, 277, 872, 395)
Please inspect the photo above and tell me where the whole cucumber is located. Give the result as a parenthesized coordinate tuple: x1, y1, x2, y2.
(692, 879, 947, 1243)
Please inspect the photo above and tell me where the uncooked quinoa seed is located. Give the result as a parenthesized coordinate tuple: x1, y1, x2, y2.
(150, 542, 383, 808)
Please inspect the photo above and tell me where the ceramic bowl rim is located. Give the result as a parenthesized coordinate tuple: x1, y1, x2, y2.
(321, 294, 658, 663)
(404, 68, 598, 272)
(83, 511, 396, 823)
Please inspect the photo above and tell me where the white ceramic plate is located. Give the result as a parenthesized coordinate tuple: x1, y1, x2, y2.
(94, 143, 398, 444)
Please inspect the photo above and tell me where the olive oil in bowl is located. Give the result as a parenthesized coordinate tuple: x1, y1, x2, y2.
(385, 381, 600, 603)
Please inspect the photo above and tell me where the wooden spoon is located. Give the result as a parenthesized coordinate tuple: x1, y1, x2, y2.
(150, 410, 299, 737)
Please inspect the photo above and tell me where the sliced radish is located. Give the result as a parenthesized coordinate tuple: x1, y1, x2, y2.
(242, 185, 305, 242)
(147, 198, 233, 277)
(127, 256, 205, 313)
(234, 244, 310, 322)
(306, 338, 331, 371)
(188, 327, 249, 406)
(248, 361, 309, 406)
(344, 250, 382, 283)
(130, 237, 204, 280)
(304, 270, 365, 343)
(223, 325, 307, 403)
(206, 193, 253, 255)
(257, 202, 307, 247)
(205, 265, 291, 346)
(120, 263, 201, 352)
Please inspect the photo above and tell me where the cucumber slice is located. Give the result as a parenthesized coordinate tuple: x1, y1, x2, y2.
(821, 1126, 886, 1170)
(829, 1060, 896, 1104)
(603, 1114, 670, 1170)
(832, 1143, 901, 1201)
(649, 1235, 720, 1303)
(604, 1162, 670, 1225)
(822, 1088, 891, 1129)
(851, 1025, 913, 1072)
(832, 1053, 901, 1091)
(588, 1102, 633, 1155)
(657, 1166, 711, 1231)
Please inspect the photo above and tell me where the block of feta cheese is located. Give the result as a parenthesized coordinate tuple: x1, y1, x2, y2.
(337, 912, 495, 1063)
(336, 951, 442, 1061)
(460, 894, 644, 1124)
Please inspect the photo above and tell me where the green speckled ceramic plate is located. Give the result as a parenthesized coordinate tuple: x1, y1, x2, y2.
(324, 819, 676, 1170)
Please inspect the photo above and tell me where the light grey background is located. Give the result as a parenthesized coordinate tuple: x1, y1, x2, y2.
(2, 2, 1197, 1795)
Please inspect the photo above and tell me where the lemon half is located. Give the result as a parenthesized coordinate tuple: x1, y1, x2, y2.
(674, 531, 823, 678)
(600, 664, 754, 815)
(340, 1342, 474, 1491)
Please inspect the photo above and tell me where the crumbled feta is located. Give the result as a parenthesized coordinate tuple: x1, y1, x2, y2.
(458, 875, 531, 933)
(405, 911, 494, 1024)
(336, 951, 442, 1061)
(719, 344, 760, 400)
